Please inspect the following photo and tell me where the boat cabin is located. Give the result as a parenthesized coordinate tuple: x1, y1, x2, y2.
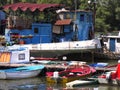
(0, 47, 30, 64)
(3, 3, 94, 45)
(102, 31, 120, 53)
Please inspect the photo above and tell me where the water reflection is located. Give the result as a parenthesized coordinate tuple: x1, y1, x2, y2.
(47, 85, 120, 90)
(99, 85, 120, 90)
(16, 84, 46, 90)
(0, 77, 46, 90)
(47, 84, 99, 90)
(0, 77, 120, 90)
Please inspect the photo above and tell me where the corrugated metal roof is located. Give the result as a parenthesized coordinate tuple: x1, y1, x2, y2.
(55, 19, 72, 25)
(3, 2, 62, 12)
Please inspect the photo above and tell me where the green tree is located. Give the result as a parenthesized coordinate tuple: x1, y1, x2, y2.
(96, 0, 120, 32)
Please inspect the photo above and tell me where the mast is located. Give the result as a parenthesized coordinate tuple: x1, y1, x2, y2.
(74, 0, 78, 41)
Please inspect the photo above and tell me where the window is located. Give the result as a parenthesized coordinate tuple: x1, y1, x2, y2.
(117, 38, 120, 43)
(19, 54, 25, 60)
(34, 28, 39, 34)
(80, 14, 84, 21)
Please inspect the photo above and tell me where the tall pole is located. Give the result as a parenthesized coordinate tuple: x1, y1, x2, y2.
(93, 0, 96, 34)
(88, 0, 96, 34)
(74, 0, 78, 41)
(75, 0, 77, 21)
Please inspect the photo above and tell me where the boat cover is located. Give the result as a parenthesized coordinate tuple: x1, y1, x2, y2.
(116, 63, 120, 79)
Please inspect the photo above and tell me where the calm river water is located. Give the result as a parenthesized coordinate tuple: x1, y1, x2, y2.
(0, 76, 120, 90)
(0, 59, 120, 90)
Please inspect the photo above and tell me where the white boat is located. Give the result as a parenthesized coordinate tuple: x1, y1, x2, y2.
(98, 60, 120, 85)
(66, 78, 98, 88)
(98, 71, 118, 85)
(0, 47, 45, 79)
(0, 65, 44, 79)
(8, 38, 101, 59)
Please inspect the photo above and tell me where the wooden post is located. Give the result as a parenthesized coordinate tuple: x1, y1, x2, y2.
(91, 51, 94, 63)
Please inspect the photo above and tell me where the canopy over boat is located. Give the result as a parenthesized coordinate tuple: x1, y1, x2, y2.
(2, 2, 63, 12)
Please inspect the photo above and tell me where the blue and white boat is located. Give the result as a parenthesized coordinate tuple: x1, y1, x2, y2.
(2, 2, 101, 60)
(0, 65, 44, 79)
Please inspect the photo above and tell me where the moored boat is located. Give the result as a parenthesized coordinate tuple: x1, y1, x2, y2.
(0, 65, 44, 79)
(46, 62, 96, 83)
(98, 71, 117, 85)
(98, 60, 120, 85)
(2, 2, 101, 60)
(66, 78, 98, 88)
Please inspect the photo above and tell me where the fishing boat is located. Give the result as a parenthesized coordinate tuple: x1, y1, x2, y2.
(46, 62, 96, 83)
(0, 65, 44, 79)
(98, 60, 120, 85)
(2, 2, 101, 60)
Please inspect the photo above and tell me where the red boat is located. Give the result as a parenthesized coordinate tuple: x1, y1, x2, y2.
(46, 63, 96, 83)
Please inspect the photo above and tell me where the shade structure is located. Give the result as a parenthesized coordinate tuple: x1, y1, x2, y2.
(3, 2, 62, 12)
(55, 19, 72, 26)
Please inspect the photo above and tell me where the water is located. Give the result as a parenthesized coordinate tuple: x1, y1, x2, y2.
(0, 60, 120, 90)
(1, 77, 120, 90)
(0, 77, 46, 90)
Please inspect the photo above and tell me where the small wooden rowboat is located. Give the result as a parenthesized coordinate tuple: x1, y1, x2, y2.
(0, 65, 44, 79)
(46, 63, 96, 83)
